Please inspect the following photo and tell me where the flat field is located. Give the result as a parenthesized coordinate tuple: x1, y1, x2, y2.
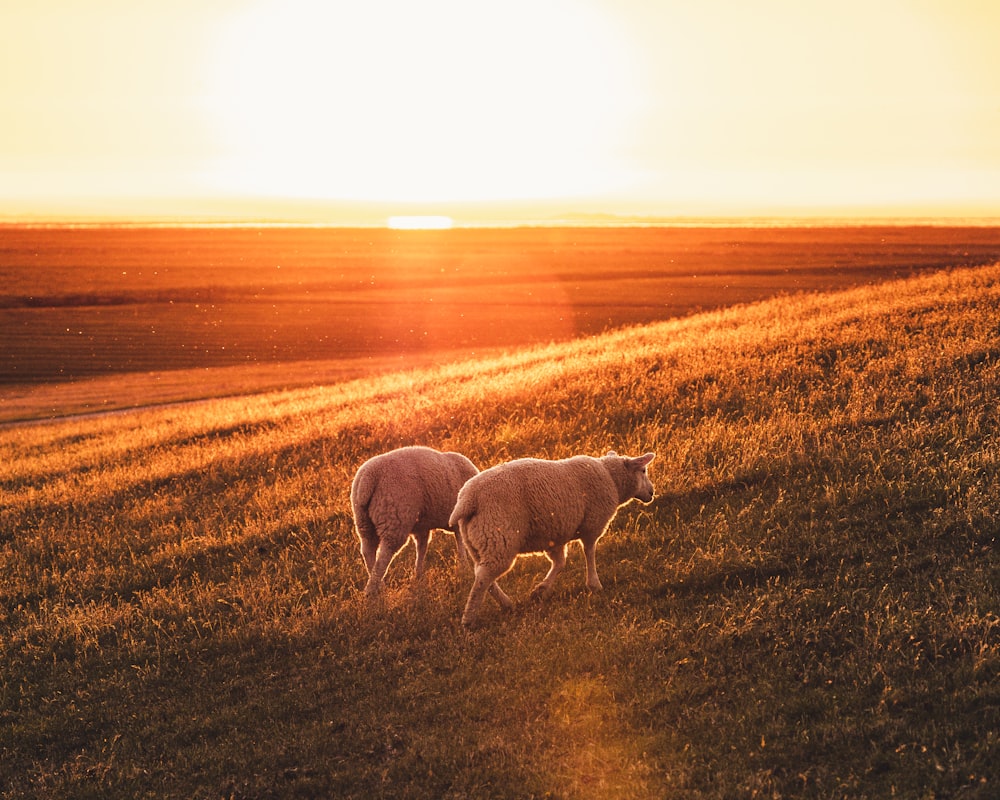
(4, 224, 1000, 421)
(1, 256, 999, 798)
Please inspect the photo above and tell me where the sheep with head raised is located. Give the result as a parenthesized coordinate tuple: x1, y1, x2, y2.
(350, 445, 479, 597)
(449, 450, 655, 627)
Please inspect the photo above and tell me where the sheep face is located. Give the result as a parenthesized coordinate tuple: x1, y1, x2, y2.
(625, 453, 655, 504)
(605, 451, 655, 505)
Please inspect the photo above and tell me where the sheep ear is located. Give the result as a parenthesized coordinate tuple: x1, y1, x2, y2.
(627, 453, 655, 469)
(606, 450, 618, 457)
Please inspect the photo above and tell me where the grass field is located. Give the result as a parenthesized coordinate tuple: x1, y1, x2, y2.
(2, 254, 998, 798)
(4, 224, 1000, 421)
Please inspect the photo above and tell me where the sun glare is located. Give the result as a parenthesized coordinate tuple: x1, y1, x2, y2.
(203, 0, 644, 205)
(386, 215, 454, 230)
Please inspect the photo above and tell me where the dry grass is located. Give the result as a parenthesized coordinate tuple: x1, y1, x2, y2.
(2, 263, 999, 798)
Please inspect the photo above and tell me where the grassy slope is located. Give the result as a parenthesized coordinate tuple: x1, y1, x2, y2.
(6, 223, 1000, 422)
(2, 264, 999, 798)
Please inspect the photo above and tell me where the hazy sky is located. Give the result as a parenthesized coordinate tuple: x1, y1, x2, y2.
(2, 0, 999, 221)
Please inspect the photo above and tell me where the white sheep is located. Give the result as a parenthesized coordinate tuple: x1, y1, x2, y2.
(350, 445, 479, 597)
(449, 450, 655, 627)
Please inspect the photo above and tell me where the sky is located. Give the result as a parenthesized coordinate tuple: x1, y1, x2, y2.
(2, 0, 999, 223)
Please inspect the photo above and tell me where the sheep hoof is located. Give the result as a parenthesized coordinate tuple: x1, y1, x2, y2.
(587, 581, 604, 593)
(529, 584, 551, 602)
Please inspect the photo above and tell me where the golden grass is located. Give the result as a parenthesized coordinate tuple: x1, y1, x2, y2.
(2, 262, 999, 797)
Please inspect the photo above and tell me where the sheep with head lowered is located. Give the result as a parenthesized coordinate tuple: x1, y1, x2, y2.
(449, 450, 655, 627)
(350, 445, 479, 597)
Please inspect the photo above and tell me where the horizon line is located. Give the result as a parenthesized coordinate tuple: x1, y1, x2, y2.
(3, 212, 1000, 230)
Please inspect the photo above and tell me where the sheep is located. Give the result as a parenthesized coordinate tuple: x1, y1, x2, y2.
(449, 450, 655, 627)
(350, 445, 479, 597)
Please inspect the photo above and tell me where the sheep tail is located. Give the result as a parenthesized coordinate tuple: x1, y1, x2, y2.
(350, 470, 378, 540)
(448, 491, 476, 530)
(449, 492, 476, 564)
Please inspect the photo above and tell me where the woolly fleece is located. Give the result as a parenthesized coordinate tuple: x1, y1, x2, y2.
(351, 445, 479, 596)
(450, 451, 654, 626)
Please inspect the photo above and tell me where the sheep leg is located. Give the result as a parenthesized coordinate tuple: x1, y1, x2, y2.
(582, 537, 603, 591)
(530, 544, 567, 600)
(452, 528, 469, 573)
(364, 535, 405, 597)
(359, 535, 378, 575)
(488, 582, 514, 609)
(412, 531, 430, 580)
(462, 562, 511, 627)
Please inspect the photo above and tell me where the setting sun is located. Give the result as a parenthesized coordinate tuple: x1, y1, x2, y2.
(201, 0, 644, 207)
(387, 215, 454, 230)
